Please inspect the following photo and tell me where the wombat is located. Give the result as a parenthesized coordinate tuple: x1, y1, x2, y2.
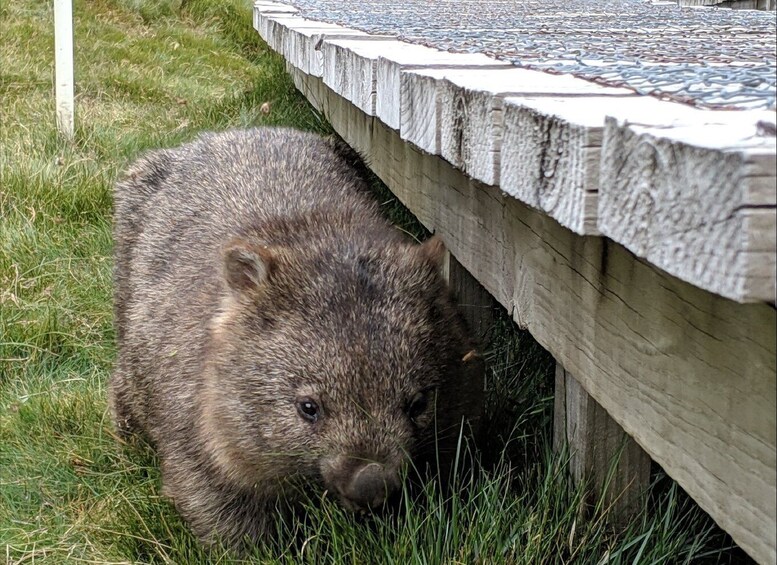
(109, 127, 484, 548)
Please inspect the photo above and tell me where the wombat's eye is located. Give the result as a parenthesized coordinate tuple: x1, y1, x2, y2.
(407, 391, 429, 423)
(296, 397, 320, 423)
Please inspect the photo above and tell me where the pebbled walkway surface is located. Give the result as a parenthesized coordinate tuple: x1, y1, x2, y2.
(283, 0, 777, 110)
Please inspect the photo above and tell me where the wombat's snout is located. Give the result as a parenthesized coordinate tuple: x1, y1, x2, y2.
(340, 463, 401, 511)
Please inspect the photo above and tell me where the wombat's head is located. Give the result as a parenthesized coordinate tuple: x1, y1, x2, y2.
(201, 235, 484, 511)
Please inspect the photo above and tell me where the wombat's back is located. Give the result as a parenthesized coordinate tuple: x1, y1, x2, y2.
(115, 129, 376, 293)
(111, 128, 387, 437)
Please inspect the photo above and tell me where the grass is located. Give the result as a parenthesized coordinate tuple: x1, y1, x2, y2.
(0, 0, 753, 562)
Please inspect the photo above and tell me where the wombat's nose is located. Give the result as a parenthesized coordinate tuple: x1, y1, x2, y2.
(343, 463, 398, 510)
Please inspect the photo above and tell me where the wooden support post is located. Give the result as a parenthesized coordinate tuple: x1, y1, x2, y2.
(54, 0, 75, 138)
(442, 251, 496, 345)
(554, 363, 652, 525)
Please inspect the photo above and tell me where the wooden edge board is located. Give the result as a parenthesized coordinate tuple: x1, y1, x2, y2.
(399, 68, 451, 154)
(288, 69, 776, 565)
(500, 96, 775, 237)
(256, 1, 777, 303)
(373, 44, 511, 130)
(320, 37, 512, 128)
(256, 12, 374, 77)
(253, 0, 298, 13)
(600, 117, 777, 303)
(321, 38, 398, 116)
(253, 1, 297, 31)
(434, 67, 634, 186)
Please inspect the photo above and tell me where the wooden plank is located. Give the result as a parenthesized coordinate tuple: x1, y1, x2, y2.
(500, 96, 614, 236)
(375, 46, 508, 131)
(554, 364, 652, 524)
(599, 117, 777, 303)
(322, 38, 395, 116)
(500, 96, 771, 236)
(288, 69, 776, 564)
(54, 0, 74, 138)
(253, 2, 298, 33)
(255, 12, 372, 77)
(320, 38, 510, 128)
(435, 68, 633, 186)
(253, 1, 298, 14)
(400, 68, 450, 154)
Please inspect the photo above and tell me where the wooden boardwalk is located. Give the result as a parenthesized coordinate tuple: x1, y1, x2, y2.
(253, 1, 776, 562)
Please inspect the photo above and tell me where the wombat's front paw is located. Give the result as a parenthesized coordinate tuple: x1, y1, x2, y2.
(107, 370, 139, 436)
(163, 471, 279, 550)
(112, 413, 137, 436)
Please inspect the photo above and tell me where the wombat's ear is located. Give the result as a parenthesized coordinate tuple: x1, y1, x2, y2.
(417, 235, 447, 270)
(223, 239, 274, 296)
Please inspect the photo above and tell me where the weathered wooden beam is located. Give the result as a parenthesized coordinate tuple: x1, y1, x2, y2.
(434, 68, 633, 186)
(320, 37, 510, 128)
(599, 117, 777, 303)
(374, 46, 507, 132)
(442, 252, 497, 345)
(321, 38, 397, 116)
(399, 68, 451, 155)
(498, 96, 765, 236)
(256, 13, 373, 77)
(554, 364, 651, 524)
(289, 70, 776, 564)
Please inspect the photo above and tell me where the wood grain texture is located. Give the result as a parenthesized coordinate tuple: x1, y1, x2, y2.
(374, 47, 507, 131)
(322, 39, 394, 116)
(320, 35, 512, 132)
(501, 96, 608, 235)
(435, 68, 632, 186)
(599, 117, 777, 303)
(320, 38, 491, 120)
(499, 96, 769, 237)
(255, 12, 370, 77)
(253, 1, 297, 34)
(289, 70, 776, 564)
(554, 365, 652, 525)
(399, 68, 450, 154)
(268, 12, 509, 130)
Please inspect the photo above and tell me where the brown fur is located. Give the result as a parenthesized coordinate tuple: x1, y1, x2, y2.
(109, 127, 484, 548)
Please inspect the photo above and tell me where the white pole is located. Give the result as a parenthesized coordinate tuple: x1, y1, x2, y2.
(54, 0, 74, 138)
